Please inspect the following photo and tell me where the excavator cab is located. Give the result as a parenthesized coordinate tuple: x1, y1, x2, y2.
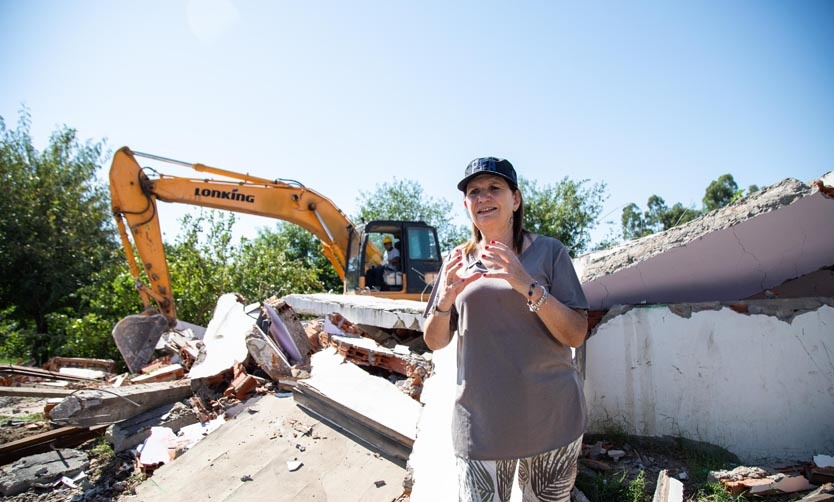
(345, 221, 442, 301)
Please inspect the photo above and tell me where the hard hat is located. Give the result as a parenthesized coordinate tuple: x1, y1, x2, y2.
(383, 236, 393, 244)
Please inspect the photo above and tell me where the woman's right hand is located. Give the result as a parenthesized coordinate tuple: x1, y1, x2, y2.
(435, 247, 482, 310)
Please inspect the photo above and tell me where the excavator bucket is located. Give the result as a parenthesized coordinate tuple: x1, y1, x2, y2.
(112, 312, 169, 374)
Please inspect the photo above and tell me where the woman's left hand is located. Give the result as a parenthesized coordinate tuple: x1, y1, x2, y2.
(479, 240, 536, 298)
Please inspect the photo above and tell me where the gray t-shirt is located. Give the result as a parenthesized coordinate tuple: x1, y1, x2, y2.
(426, 235, 589, 460)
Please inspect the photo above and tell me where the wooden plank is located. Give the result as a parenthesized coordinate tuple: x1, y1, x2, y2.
(0, 386, 76, 398)
(0, 425, 107, 466)
(0, 364, 100, 382)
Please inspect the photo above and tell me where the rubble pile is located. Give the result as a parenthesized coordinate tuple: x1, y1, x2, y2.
(576, 436, 834, 502)
(0, 293, 432, 500)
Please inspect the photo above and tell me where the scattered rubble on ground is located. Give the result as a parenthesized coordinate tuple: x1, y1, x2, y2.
(1, 293, 431, 500)
(576, 435, 834, 501)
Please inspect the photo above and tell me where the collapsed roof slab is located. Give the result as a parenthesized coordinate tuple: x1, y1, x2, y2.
(283, 293, 427, 331)
(576, 173, 834, 310)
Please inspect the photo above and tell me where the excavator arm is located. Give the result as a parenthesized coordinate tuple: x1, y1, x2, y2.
(110, 146, 372, 328)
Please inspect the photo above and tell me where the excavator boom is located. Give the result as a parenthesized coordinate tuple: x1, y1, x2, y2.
(109, 146, 438, 372)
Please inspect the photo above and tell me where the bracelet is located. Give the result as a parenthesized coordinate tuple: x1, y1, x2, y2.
(432, 304, 451, 317)
(527, 285, 548, 312)
(527, 281, 538, 300)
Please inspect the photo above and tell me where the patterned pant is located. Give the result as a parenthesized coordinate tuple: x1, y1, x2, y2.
(456, 435, 583, 502)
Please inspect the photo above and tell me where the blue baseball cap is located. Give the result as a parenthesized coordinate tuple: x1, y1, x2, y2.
(457, 157, 518, 192)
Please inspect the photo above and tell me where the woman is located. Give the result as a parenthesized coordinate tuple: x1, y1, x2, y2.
(423, 157, 589, 502)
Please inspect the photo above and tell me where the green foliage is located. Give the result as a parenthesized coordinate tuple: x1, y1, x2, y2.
(703, 174, 739, 212)
(620, 173, 760, 242)
(90, 437, 114, 460)
(626, 470, 649, 502)
(166, 211, 239, 326)
(0, 109, 118, 361)
(577, 468, 645, 502)
(161, 210, 329, 326)
(0, 306, 32, 361)
(621, 197, 700, 241)
(231, 228, 326, 300)
(693, 483, 745, 501)
(356, 178, 468, 252)
(520, 176, 607, 256)
(255, 223, 342, 292)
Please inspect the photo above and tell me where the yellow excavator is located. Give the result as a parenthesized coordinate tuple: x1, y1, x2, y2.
(109, 147, 442, 371)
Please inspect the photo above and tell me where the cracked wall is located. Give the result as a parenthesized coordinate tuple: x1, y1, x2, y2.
(584, 300, 834, 464)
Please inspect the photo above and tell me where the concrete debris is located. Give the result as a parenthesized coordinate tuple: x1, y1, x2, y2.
(710, 464, 823, 497)
(284, 292, 427, 331)
(318, 314, 432, 400)
(42, 357, 116, 376)
(245, 325, 293, 380)
(105, 401, 199, 453)
(188, 293, 254, 379)
(799, 484, 834, 502)
(137, 426, 177, 468)
(263, 297, 313, 366)
(0, 448, 89, 496)
(293, 347, 421, 463)
(653, 469, 684, 502)
(131, 363, 184, 384)
(49, 380, 193, 427)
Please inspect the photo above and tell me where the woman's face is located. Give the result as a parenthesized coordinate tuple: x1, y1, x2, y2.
(463, 174, 520, 232)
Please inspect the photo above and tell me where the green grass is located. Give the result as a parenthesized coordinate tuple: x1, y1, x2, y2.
(0, 412, 45, 422)
(576, 468, 652, 502)
(89, 437, 114, 460)
(579, 432, 742, 502)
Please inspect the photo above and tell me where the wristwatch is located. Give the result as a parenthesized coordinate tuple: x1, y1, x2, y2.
(431, 304, 451, 317)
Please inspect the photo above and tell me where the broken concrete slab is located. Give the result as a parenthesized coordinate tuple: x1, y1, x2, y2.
(49, 380, 193, 427)
(653, 469, 684, 502)
(263, 298, 313, 366)
(318, 330, 431, 399)
(188, 293, 254, 379)
(0, 448, 89, 496)
(293, 348, 421, 463)
(245, 325, 293, 381)
(283, 293, 427, 331)
(576, 175, 834, 309)
(131, 394, 408, 502)
(106, 401, 199, 453)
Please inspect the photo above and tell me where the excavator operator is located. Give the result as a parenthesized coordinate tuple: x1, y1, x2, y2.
(366, 235, 400, 290)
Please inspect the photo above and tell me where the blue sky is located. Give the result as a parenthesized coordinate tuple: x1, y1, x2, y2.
(2, 0, 832, 250)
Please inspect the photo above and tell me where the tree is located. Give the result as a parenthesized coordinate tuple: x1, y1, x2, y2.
(0, 109, 116, 360)
(620, 173, 756, 242)
(356, 178, 468, 252)
(520, 176, 607, 256)
(703, 174, 738, 212)
(621, 203, 651, 241)
(254, 223, 342, 292)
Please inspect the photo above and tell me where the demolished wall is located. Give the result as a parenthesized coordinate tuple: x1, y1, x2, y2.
(576, 174, 834, 309)
(584, 299, 834, 464)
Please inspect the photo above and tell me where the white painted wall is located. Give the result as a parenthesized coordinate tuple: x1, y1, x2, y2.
(585, 303, 834, 463)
